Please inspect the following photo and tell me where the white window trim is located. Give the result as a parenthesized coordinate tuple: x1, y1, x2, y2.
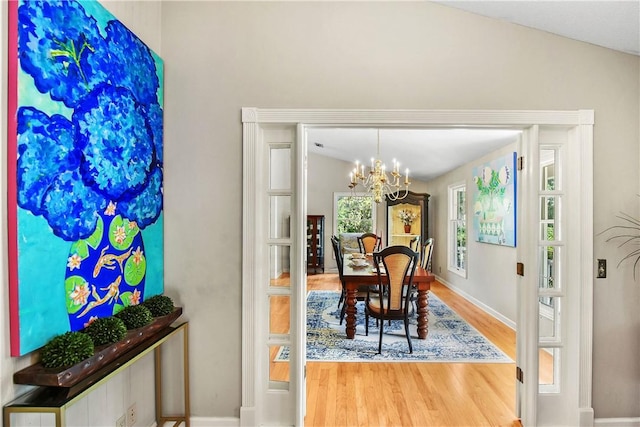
(448, 181, 467, 278)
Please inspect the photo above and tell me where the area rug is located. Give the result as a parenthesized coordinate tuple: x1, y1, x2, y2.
(275, 290, 513, 363)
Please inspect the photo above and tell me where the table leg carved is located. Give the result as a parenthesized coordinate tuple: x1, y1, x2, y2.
(416, 289, 429, 339)
(345, 288, 357, 339)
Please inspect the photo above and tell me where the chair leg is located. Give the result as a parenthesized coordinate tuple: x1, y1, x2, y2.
(404, 317, 413, 354)
(378, 318, 384, 354)
(365, 312, 369, 336)
(338, 289, 345, 308)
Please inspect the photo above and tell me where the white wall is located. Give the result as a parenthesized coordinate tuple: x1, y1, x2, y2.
(428, 143, 518, 324)
(159, 1, 638, 420)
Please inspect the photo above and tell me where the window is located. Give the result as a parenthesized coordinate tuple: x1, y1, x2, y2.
(448, 183, 467, 277)
(333, 192, 376, 253)
(333, 192, 376, 235)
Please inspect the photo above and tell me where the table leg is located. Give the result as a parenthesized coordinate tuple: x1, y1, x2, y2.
(345, 287, 357, 339)
(416, 289, 429, 339)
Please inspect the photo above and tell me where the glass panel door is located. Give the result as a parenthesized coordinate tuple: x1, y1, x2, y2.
(266, 144, 293, 391)
(538, 147, 563, 393)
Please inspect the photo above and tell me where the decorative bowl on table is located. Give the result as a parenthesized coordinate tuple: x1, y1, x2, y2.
(350, 258, 368, 268)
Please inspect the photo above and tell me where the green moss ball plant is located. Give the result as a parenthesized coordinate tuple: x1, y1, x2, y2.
(142, 295, 175, 317)
(115, 304, 153, 330)
(41, 331, 94, 369)
(84, 316, 127, 347)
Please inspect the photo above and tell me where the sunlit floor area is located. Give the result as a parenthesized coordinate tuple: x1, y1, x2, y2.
(269, 273, 552, 426)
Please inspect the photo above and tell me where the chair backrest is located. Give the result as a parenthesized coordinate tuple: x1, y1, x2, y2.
(421, 237, 434, 271)
(373, 245, 418, 313)
(409, 235, 421, 252)
(358, 233, 382, 254)
(331, 235, 345, 282)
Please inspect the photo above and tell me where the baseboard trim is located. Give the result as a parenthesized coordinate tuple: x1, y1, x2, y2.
(190, 416, 240, 427)
(594, 418, 640, 427)
(434, 275, 516, 330)
(159, 413, 640, 426)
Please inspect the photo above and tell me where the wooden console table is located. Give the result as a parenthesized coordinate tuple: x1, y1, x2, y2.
(3, 322, 190, 427)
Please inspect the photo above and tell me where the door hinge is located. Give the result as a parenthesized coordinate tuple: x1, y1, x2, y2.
(516, 262, 524, 276)
(516, 366, 524, 383)
(517, 156, 524, 171)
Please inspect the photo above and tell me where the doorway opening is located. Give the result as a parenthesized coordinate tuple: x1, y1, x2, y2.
(241, 108, 594, 427)
(304, 125, 522, 426)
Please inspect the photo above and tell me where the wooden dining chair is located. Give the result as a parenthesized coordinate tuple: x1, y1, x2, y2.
(409, 235, 421, 252)
(357, 233, 382, 254)
(365, 245, 419, 354)
(420, 237, 434, 271)
(331, 235, 369, 325)
(331, 235, 345, 307)
(410, 237, 434, 314)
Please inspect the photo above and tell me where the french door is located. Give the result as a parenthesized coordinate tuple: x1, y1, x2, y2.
(241, 122, 307, 426)
(516, 119, 594, 426)
(242, 109, 594, 427)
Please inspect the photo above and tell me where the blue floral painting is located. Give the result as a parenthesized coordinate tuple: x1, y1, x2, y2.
(472, 153, 517, 247)
(7, 0, 164, 356)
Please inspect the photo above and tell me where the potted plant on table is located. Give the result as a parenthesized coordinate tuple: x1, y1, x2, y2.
(398, 209, 418, 233)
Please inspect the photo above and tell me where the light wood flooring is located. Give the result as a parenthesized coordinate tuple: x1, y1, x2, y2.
(272, 273, 525, 426)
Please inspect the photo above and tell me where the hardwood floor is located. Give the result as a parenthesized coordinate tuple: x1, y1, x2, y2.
(302, 273, 522, 427)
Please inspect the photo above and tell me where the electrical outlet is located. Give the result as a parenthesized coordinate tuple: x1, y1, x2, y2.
(597, 259, 607, 278)
(116, 414, 126, 427)
(126, 403, 137, 427)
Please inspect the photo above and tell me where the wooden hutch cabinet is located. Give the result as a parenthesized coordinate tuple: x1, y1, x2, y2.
(386, 191, 430, 249)
(306, 215, 325, 274)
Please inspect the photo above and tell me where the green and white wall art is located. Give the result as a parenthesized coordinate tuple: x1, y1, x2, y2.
(472, 153, 517, 247)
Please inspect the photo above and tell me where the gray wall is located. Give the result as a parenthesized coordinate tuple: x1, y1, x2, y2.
(1, 0, 639, 422)
(428, 143, 519, 324)
(159, 1, 639, 419)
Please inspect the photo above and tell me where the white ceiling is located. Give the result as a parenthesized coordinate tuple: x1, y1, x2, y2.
(308, 1, 638, 184)
(435, 0, 640, 57)
(307, 127, 522, 182)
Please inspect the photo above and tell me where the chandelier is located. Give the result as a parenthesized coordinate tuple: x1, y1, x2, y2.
(348, 129, 410, 203)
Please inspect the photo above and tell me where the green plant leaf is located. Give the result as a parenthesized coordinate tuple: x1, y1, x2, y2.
(108, 215, 139, 250)
(112, 303, 125, 315)
(124, 250, 146, 286)
(65, 276, 90, 314)
(120, 291, 134, 307)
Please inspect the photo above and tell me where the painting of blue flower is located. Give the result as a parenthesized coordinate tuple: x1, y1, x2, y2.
(8, 0, 164, 356)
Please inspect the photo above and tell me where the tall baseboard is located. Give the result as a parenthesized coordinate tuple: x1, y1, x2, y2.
(434, 275, 516, 330)
(189, 416, 241, 427)
(594, 418, 640, 427)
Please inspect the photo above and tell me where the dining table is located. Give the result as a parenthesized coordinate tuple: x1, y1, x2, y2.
(342, 254, 435, 340)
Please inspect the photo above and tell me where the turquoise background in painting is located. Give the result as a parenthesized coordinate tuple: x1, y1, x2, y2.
(142, 214, 164, 298)
(18, 212, 71, 354)
(15, 0, 164, 354)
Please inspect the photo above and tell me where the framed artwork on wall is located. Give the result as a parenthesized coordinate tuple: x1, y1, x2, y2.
(472, 152, 517, 247)
(7, 0, 164, 356)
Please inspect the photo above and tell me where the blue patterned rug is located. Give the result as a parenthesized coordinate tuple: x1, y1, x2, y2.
(276, 290, 513, 363)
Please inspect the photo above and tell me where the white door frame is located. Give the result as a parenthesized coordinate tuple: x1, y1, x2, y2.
(241, 108, 594, 426)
